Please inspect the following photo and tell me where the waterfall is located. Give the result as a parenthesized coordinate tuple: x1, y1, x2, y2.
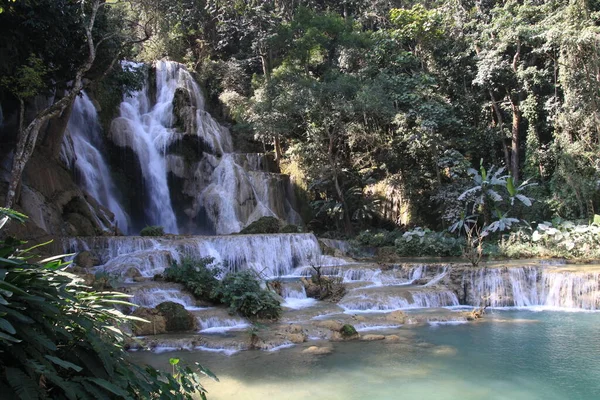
(109, 60, 302, 234)
(65, 233, 347, 279)
(464, 266, 600, 310)
(109, 61, 181, 233)
(62, 92, 130, 233)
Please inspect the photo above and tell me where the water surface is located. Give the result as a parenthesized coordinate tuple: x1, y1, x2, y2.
(132, 311, 600, 399)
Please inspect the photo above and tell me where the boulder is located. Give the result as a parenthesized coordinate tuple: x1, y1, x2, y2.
(303, 346, 332, 355)
(386, 310, 407, 323)
(156, 301, 197, 332)
(361, 334, 385, 341)
(432, 345, 458, 356)
(239, 216, 281, 234)
(315, 320, 344, 331)
(132, 307, 167, 336)
(124, 267, 143, 280)
(384, 335, 402, 342)
(279, 324, 307, 343)
(74, 251, 101, 269)
(285, 333, 306, 344)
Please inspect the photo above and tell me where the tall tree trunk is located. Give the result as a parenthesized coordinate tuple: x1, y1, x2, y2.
(42, 97, 75, 159)
(488, 90, 510, 168)
(274, 135, 283, 164)
(510, 98, 521, 183)
(328, 132, 352, 235)
(509, 41, 522, 183)
(5, 0, 101, 208)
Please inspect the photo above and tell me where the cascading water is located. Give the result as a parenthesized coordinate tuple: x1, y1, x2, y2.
(65, 233, 347, 279)
(109, 61, 181, 233)
(463, 266, 600, 309)
(109, 60, 302, 234)
(61, 92, 130, 233)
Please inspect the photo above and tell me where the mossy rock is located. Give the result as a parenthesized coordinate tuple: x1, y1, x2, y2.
(280, 224, 302, 233)
(239, 217, 281, 234)
(155, 301, 197, 332)
(340, 324, 358, 338)
(140, 225, 164, 236)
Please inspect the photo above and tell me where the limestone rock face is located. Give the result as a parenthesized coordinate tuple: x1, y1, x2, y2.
(156, 301, 197, 332)
(0, 152, 110, 242)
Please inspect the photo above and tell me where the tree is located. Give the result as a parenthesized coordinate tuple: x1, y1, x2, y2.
(2, 0, 150, 208)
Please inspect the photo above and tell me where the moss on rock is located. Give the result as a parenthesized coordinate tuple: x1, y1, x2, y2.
(239, 217, 281, 234)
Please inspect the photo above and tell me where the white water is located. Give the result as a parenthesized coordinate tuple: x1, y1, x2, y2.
(198, 317, 250, 333)
(464, 266, 600, 310)
(62, 92, 130, 233)
(110, 61, 180, 233)
(110, 60, 301, 234)
(281, 281, 318, 309)
(131, 287, 198, 309)
(65, 233, 347, 279)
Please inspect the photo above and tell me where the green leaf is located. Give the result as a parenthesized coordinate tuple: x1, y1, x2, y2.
(506, 176, 516, 197)
(88, 378, 130, 397)
(45, 356, 83, 372)
(6, 367, 40, 400)
(0, 317, 16, 334)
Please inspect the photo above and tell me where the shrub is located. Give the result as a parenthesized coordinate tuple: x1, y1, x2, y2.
(500, 219, 600, 259)
(280, 224, 302, 233)
(239, 217, 281, 234)
(165, 257, 221, 301)
(0, 210, 214, 399)
(395, 227, 464, 257)
(213, 271, 281, 320)
(140, 225, 164, 236)
(354, 229, 403, 247)
(165, 258, 282, 320)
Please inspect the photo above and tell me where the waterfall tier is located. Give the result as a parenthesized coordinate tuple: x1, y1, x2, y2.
(107, 60, 301, 234)
(62, 92, 130, 233)
(65, 233, 347, 279)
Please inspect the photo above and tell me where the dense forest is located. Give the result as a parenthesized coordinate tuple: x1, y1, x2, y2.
(1, 0, 600, 236)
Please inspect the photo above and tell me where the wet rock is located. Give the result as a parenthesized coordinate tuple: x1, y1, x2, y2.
(132, 307, 167, 336)
(432, 345, 458, 356)
(285, 333, 306, 344)
(315, 320, 344, 331)
(386, 311, 407, 323)
(156, 301, 197, 332)
(74, 251, 100, 268)
(384, 335, 402, 342)
(279, 324, 307, 343)
(303, 346, 332, 355)
(361, 334, 385, 341)
(124, 267, 143, 280)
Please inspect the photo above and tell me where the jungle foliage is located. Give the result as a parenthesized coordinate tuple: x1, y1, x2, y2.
(0, 209, 215, 399)
(2, 0, 600, 236)
(165, 257, 282, 320)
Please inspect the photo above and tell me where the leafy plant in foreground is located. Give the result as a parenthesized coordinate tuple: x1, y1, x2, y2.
(0, 212, 216, 399)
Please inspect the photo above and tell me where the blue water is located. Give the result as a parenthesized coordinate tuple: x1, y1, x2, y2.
(132, 311, 600, 399)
